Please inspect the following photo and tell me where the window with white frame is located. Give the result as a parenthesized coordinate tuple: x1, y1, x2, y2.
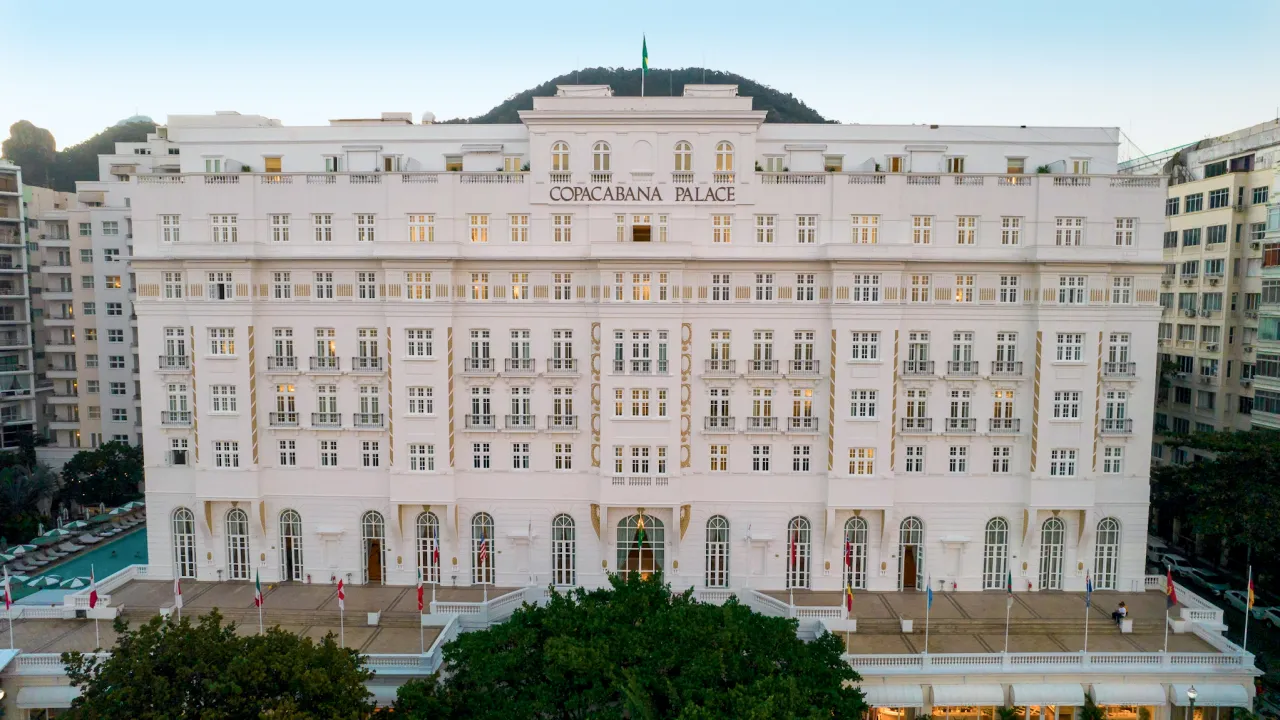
(352, 214, 374, 242)
(554, 443, 573, 470)
(512, 442, 530, 470)
(1058, 275, 1086, 305)
(470, 215, 489, 243)
(214, 441, 239, 468)
(795, 273, 816, 301)
(1055, 217, 1084, 246)
(992, 446, 1012, 473)
(408, 214, 434, 242)
(470, 272, 489, 300)
(552, 214, 573, 243)
(1111, 276, 1133, 304)
(1056, 332, 1084, 361)
(1103, 446, 1124, 474)
(1049, 449, 1077, 477)
(208, 328, 235, 356)
(472, 442, 490, 469)
(848, 448, 875, 475)
(710, 445, 728, 472)
(851, 215, 879, 244)
(406, 329, 432, 358)
(110, 408, 128, 422)
(362, 440, 380, 467)
(712, 215, 732, 243)
(1001, 217, 1021, 245)
(852, 274, 880, 303)
(511, 272, 530, 301)
(406, 272, 432, 300)
(272, 271, 292, 300)
(553, 272, 573, 301)
(207, 271, 234, 300)
(948, 446, 969, 473)
(1053, 391, 1081, 419)
(796, 215, 817, 244)
(407, 387, 434, 415)
(211, 215, 237, 243)
(754, 273, 774, 301)
(356, 271, 377, 300)
(161, 215, 181, 242)
(164, 272, 184, 299)
(792, 445, 811, 472)
(752, 445, 771, 472)
(999, 275, 1019, 303)
(755, 215, 776, 244)
(905, 446, 924, 473)
(850, 390, 877, 419)
(313, 214, 332, 242)
(956, 216, 977, 245)
(409, 444, 435, 472)
(912, 216, 933, 244)
(910, 274, 931, 303)
(955, 275, 975, 303)
(851, 331, 879, 361)
(278, 440, 296, 467)
(319, 439, 337, 467)
(711, 273, 730, 302)
(210, 385, 237, 414)
(314, 272, 334, 299)
(1115, 218, 1135, 246)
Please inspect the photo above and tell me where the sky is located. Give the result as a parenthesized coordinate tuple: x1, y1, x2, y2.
(3, 0, 1278, 160)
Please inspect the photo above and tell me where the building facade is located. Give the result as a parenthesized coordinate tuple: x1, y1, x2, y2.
(0, 162, 38, 450)
(1255, 156, 1280, 430)
(132, 86, 1165, 594)
(26, 185, 77, 463)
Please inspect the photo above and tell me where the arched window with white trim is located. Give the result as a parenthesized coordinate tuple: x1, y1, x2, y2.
(1093, 518, 1121, 590)
(551, 141, 569, 172)
(786, 516, 811, 589)
(416, 512, 440, 584)
(899, 516, 924, 591)
(593, 142, 611, 172)
(1039, 517, 1066, 590)
(279, 509, 303, 581)
(551, 514, 576, 586)
(705, 516, 730, 588)
(715, 141, 735, 172)
(361, 511, 386, 585)
(674, 141, 692, 172)
(982, 518, 1009, 589)
(225, 509, 250, 580)
(472, 512, 495, 585)
(172, 507, 196, 579)
(842, 517, 868, 590)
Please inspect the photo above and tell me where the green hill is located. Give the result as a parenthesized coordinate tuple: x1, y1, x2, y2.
(1, 120, 156, 192)
(445, 67, 833, 124)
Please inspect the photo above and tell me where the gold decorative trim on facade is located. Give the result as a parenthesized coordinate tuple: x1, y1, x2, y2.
(447, 328, 455, 467)
(679, 505, 691, 539)
(137, 284, 159, 297)
(337, 284, 354, 298)
(835, 286, 849, 301)
(819, 286, 832, 301)
(1092, 331, 1102, 472)
(1041, 287, 1055, 303)
(591, 322, 601, 467)
(884, 286, 899, 302)
(1136, 288, 1157, 304)
(295, 284, 311, 297)
(190, 326, 199, 463)
(590, 504, 601, 539)
(256, 284, 267, 298)
(1031, 331, 1043, 471)
(680, 322, 692, 468)
(387, 328, 394, 466)
(891, 329, 900, 468)
(778, 286, 793, 300)
(1023, 288, 1034, 303)
(386, 284, 402, 298)
(828, 329, 837, 471)
(190, 283, 203, 297)
(682, 286, 693, 300)
(979, 287, 996, 302)
(248, 326, 259, 464)
(933, 287, 950, 302)
(435, 284, 449, 298)
(734, 286, 750, 300)
(236, 283, 250, 297)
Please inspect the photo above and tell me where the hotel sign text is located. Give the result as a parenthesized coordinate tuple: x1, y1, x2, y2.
(550, 185, 735, 203)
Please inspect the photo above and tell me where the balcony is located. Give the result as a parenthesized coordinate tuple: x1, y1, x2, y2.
(269, 412, 299, 427)
(704, 359, 737, 377)
(267, 356, 297, 371)
(746, 416, 779, 432)
(351, 356, 384, 373)
(1101, 418, 1133, 435)
(546, 357, 578, 374)
(590, 172, 612, 184)
(353, 413, 385, 429)
(600, 475, 680, 506)
(991, 361, 1023, 377)
(1103, 362, 1137, 378)
(464, 414, 495, 430)
(549, 172, 572, 183)
(671, 172, 694, 184)
(547, 414, 578, 431)
(311, 412, 342, 428)
(789, 359, 821, 376)
(160, 410, 192, 426)
(310, 356, 340, 372)
(158, 355, 189, 371)
(902, 360, 935, 376)
(945, 417, 976, 433)
(463, 357, 495, 375)
(505, 414, 535, 431)
(988, 418, 1021, 433)
(704, 416, 735, 432)
(746, 359, 779, 377)
(901, 417, 933, 433)
(946, 360, 979, 377)
(505, 358, 536, 375)
(713, 172, 735, 184)
(788, 416, 820, 433)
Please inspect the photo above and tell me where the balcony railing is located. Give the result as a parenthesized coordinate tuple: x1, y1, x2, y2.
(1103, 362, 1137, 378)
(945, 417, 976, 433)
(704, 359, 737, 375)
(713, 172, 735, 184)
(158, 355, 189, 370)
(161, 410, 192, 426)
(549, 172, 572, 183)
(310, 356, 340, 371)
(353, 413, 385, 429)
(311, 412, 341, 428)
(547, 414, 578, 431)
(546, 357, 578, 373)
(671, 172, 694, 184)
(464, 414, 495, 430)
(988, 418, 1021, 433)
(704, 416, 735, 432)
(747, 359, 779, 376)
(901, 417, 933, 432)
(991, 361, 1023, 376)
(746, 416, 779, 432)
(788, 416, 819, 433)
(505, 414, 535, 431)
(789, 359, 821, 376)
(946, 360, 979, 377)
(590, 172, 612, 184)
(611, 476, 671, 487)
(351, 356, 383, 373)
(505, 358, 535, 374)
(267, 356, 297, 371)
(1101, 418, 1133, 434)
(463, 357, 495, 374)
(903, 360, 935, 376)
(269, 412, 299, 427)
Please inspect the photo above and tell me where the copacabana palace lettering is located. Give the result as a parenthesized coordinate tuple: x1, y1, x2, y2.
(549, 185, 735, 202)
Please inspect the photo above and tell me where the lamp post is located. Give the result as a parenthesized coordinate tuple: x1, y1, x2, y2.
(1187, 685, 1198, 720)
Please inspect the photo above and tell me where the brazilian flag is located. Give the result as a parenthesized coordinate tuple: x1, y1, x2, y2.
(635, 516, 647, 548)
(642, 36, 649, 76)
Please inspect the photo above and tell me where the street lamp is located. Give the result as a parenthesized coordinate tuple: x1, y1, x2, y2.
(1187, 685, 1198, 720)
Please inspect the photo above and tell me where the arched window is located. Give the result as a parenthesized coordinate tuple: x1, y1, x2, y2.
(279, 509, 303, 581)
(982, 518, 1009, 589)
(715, 141, 734, 172)
(617, 514, 664, 579)
(1039, 517, 1066, 590)
(225, 509, 250, 580)
(674, 141, 692, 172)
(361, 511, 386, 585)
(416, 512, 440, 584)
(842, 517, 868, 590)
(172, 507, 196, 579)
(593, 141, 611, 172)
(551, 141, 569, 173)
(705, 516, 730, 588)
(551, 514, 576, 586)
(786, 516, 811, 589)
(1094, 518, 1121, 590)
(899, 517, 924, 591)
(472, 512, 495, 585)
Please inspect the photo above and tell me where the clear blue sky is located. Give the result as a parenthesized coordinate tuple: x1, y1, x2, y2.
(3, 0, 1277, 158)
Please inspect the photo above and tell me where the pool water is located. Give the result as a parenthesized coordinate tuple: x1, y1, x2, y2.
(10, 526, 148, 600)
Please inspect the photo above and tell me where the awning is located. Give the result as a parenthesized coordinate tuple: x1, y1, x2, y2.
(17, 685, 81, 709)
(1092, 684, 1167, 706)
(77, 191, 104, 204)
(1011, 684, 1086, 707)
(860, 684, 925, 708)
(1170, 684, 1250, 707)
(933, 685, 1005, 706)
(365, 684, 399, 707)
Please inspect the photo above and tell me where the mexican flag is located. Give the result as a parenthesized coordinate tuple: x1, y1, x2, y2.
(253, 569, 263, 608)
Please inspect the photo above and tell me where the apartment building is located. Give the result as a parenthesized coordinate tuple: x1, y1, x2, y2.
(0, 162, 38, 449)
(1152, 121, 1280, 458)
(132, 86, 1165, 596)
(25, 185, 76, 462)
(1254, 158, 1280, 429)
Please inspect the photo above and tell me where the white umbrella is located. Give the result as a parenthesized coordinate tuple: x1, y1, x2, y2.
(41, 528, 72, 539)
(63, 520, 89, 531)
(25, 575, 62, 589)
(59, 576, 92, 589)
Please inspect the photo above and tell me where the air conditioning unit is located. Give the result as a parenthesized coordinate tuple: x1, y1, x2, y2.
(1185, 309, 1198, 317)
(1209, 277, 1220, 285)
(1206, 343, 1219, 352)
(1251, 242, 1262, 250)
(1246, 311, 1259, 320)
(1176, 372, 1189, 379)
(1200, 376, 1212, 384)
(1182, 278, 1196, 286)
(1161, 278, 1172, 286)
(1245, 344, 1255, 353)
(1199, 310, 1211, 318)
(1242, 378, 1253, 387)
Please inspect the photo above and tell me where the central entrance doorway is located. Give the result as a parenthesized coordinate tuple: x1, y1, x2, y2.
(617, 514, 664, 579)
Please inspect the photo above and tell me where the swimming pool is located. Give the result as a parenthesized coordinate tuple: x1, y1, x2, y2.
(10, 526, 148, 600)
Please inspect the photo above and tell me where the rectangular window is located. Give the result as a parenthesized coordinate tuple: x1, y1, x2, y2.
(84, 302, 96, 315)
(511, 442, 530, 470)
(408, 214, 435, 243)
(1208, 188, 1230, 209)
(912, 216, 932, 245)
(105, 275, 122, 289)
(470, 272, 489, 300)
(905, 446, 924, 473)
(210, 215, 237, 243)
(272, 271, 292, 300)
(470, 215, 489, 243)
(948, 446, 969, 473)
(511, 272, 530, 301)
(851, 331, 879, 361)
(1056, 333, 1083, 362)
(850, 390, 877, 419)
(79, 223, 92, 237)
(355, 214, 375, 243)
(1001, 217, 1021, 245)
(1185, 193, 1203, 213)
(207, 271, 233, 300)
(406, 387, 434, 415)
(210, 385, 238, 413)
(101, 220, 119, 236)
(552, 214, 573, 243)
(999, 275, 1019, 304)
(910, 274, 931, 303)
(314, 272, 334, 299)
(954, 275, 975, 303)
(1055, 217, 1084, 246)
(214, 441, 240, 469)
(1053, 391, 1081, 419)
(554, 443, 573, 470)
(1049, 449, 1078, 477)
(161, 215, 180, 243)
(796, 215, 817, 244)
(406, 329, 433, 358)
(1165, 197, 1180, 216)
(848, 448, 875, 476)
(1182, 228, 1201, 247)
(1103, 446, 1124, 475)
(278, 440, 297, 467)
(208, 328, 236, 356)
(319, 440, 338, 467)
(362, 440, 380, 468)
(1206, 224, 1227, 245)
(409, 444, 435, 472)
(956, 216, 976, 245)
(1114, 218, 1135, 246)
(1058, 275, 1086, 305)
(405, 271, 432, 300)
(752, 445, 771, 472)
(754, 273, 774, 301)
(851, 215, 879, 244)
(851, 274, 880, 303)
(792, 445, 811, 472)
(1111, 276, 1133, 305)
(712, 215, 732, 243)
(711, 273, 730, 302)
(795, 273, 816, 301)
(755, 215, 775, 244)
(709, 445, 728, 472)
(992, 446, 1011, 474)
(472, 442, 491, 469)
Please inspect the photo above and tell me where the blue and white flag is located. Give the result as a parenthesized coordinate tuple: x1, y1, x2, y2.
(926, 575, 933, 609)
(1085, 572, 1093, 608)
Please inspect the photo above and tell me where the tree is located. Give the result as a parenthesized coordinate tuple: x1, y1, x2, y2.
(1, 120, 56, 187)
(1, 119, 156, 192)
(59, 441, 142, 507)
(62, 611, 374, 719)
(394, 573, 865, 719)
(0, 464, 56, 541)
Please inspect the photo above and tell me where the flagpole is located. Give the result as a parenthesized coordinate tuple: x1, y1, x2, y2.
(1084, 573, 1091, 653)
(92, 564, 99, 649)
(1243, 565, 1252, 654)
(924, 580, 931, 655)
(340, 605, 345, 647)
(5, 568, 12, 650)
(1083, 597, 1090, 653)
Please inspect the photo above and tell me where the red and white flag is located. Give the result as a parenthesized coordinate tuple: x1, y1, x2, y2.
(432, 538, 440, 569)
(252, 570, 263, 608)
(478, 538, 489, 566)
(336, 578, 345, 612)
(88, 568, 98, 609)
(3, 569, 11, 611)
(416, 571, 424, 612)
(174, 577, 183, 610)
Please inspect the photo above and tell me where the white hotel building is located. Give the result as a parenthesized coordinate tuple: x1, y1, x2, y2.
(133, 85, 1166, 596)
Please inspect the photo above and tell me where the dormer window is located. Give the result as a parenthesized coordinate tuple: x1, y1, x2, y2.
(323, 156, 341, 172)
(445, 155, 462, 172)
(715, 142, 734, 172)
(503, 156, 523, 172)
(593, 142, 611, 172)
(382, 155, 401, 172)
(204, 157, 223, 173)
(1071, 158, 1090, 175)
(674, 142, 692, 172)
(824, 156, 843, 173)
(551, 142, 570, 172)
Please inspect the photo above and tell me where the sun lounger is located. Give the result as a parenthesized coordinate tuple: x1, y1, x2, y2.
(25, 558, 48, 567)
(77, 534, 101, 544)
(58, 542, 84, 553)
(11, 562, 33, 572)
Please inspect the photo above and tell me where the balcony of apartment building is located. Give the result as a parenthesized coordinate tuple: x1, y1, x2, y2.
(158, 354, 190, 372)
(0, 248, 25, 274)
(0, 279, 25, 300)
(46, 380, 78, 404)
(611, 357, 671, 376)
(0, 374, 33, 400)
(0, 176, 17, 196)
(545, 357, 579, 375)
(46, 357, 77, 380)
(48, 405, 80, 432)
(546, 414, 578, 432)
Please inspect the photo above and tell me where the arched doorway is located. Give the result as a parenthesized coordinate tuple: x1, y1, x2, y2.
(362, 511, 386, 585)
(786, 517, 811, 589)
(551, 514, 576, 586)
(1038, 517, 1066, 590)
(225, 509, 250, 580)
(1094, 518, 1121, 590)
(416, 512, 440, 584)
(899, 517, 924, 590)
(704, 516, 730, 588)
(472, 513, 495, 585)
(843, 517, 868, 590)
(172, 507, 197, 579)
(982, 518, 1009, 590)
(278, 509, 303, 581)
(617, 514, 664, 578)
